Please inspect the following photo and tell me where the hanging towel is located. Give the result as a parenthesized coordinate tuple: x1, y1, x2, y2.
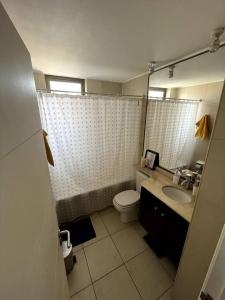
(43, 130, 54, 166)
(195, 114, 209, 140)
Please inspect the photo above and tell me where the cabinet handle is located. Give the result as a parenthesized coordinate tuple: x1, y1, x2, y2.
(154, 206, 158, 210)
(161, 213, 165, 217)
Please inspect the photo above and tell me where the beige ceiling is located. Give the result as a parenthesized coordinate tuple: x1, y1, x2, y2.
(150, 46, 225, 88)
(2, 0, 225, 82)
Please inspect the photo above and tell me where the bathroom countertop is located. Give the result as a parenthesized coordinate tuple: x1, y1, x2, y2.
(138, 167, 195, 223)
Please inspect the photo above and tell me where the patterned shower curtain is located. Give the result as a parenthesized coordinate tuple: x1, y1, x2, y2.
(37, 92, 143, 220)
(144, 99, 199, 170)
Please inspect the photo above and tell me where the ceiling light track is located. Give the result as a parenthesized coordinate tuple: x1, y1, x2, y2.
(209, 27, 225, 53)
(149, 27, 225, 76)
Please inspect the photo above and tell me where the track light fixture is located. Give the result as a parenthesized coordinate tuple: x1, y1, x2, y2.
(168, 65, 175, 78)
(209, 27, 225, 53)
(148, 61, 156, 75)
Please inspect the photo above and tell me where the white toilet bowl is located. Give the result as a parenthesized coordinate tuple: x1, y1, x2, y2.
(113, 171, 149, 223)
(113, 190, 140, 223)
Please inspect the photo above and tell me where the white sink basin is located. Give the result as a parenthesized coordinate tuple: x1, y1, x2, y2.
(162, 185, 192, 203)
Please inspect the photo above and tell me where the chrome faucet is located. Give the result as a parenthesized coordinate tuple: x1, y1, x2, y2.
(180, 175, 192, 189)
(180, 168, 197, 190)
(173, 167, 199, 190)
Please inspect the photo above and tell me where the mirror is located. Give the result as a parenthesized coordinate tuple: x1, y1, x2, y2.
(145, 47, 225, 172)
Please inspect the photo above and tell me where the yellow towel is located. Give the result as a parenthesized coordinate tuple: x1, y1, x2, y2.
(195, 115, 209, 140)
(43, 130, 54, 166)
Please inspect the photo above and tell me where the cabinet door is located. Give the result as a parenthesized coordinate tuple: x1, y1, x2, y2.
(139, 187, 155, 232)
(166, 211, 189, 266)
(139, 187, 189, 261)
(139, 187, 170, 256)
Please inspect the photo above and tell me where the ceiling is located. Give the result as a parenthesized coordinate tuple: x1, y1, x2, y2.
(150, 46, 225, 88)
(2, 0, 225, 82)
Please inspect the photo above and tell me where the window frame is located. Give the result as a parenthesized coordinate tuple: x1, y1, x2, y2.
(148, 87, 167, 99)
(45, 75, 85, 94)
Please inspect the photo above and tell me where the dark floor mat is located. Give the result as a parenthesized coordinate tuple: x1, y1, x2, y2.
(59, 217, 96, 247)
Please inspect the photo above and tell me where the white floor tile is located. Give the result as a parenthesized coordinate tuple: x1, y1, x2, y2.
(99, 206, 115, 216)
(126, 249, 172, 300)
(73, 244, 83, 254)
(71, 285, 96, 300)
(159, 257, 177, 280)
(132, 222, 147, 238)
(158, 288, 173, 300)
(94, 266, 141, 300)
(83, 213, 108, 247)
(111, 226, 148, 261)
(84, 236, 122, 282)
(101, 209, 130, 234)
(68, 249, 92, 296)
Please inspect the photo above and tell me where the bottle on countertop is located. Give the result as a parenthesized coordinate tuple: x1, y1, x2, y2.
(173, 168, 181, 185)
(192, 175, 201, 197)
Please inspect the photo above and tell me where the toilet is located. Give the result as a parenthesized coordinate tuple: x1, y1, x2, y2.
(113, 171, 149, 223)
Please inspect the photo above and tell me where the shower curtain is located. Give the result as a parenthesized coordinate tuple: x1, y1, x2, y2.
(37, 92, 143, 221)
(144, 99, 199, 170)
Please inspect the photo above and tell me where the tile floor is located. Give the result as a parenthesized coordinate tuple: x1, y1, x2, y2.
(69, 207, 176, 300)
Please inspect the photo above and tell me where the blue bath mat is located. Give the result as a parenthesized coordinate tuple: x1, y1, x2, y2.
(60, 216, 96, 247)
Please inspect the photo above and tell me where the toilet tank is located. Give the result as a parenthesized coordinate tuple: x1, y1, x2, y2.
(136, 171, 149, 193)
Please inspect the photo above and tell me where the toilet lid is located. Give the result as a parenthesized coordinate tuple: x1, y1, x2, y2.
(114, 190, 140, 207)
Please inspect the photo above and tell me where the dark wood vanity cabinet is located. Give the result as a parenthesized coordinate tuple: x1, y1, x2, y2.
(139, 187, 189, 266)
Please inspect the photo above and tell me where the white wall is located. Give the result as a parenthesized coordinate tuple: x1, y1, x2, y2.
(173, 81, 225, 299)
(0, 5, 68, 299)
(33, 71, 47, 90)
(85, 78, 122, 95)
(176, 81, 224, 164)
(33, 71, 122, 95)
(122, 74, 148, 96)
(201, 224, 225, 299)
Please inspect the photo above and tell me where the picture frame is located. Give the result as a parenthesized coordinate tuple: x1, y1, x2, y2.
(144, 149, 159, 170)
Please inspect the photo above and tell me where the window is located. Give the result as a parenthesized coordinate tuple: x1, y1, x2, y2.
(148, 87, 166, 99)
(45, 75, 85, 95)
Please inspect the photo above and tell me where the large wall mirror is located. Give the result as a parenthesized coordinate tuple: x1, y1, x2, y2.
(144, 47, 225, 172)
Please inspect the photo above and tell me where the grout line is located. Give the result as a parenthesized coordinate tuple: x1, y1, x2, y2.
(82, 233, 109, 249)
(74, 210, 141, 253)
(72, 210, 172, 300)
(108, 231, 144, 300)
(99, 210, 134, 237)
(99, 209, 176, 280)
(123, 248, 149, 264)
(123, 263, 144, 300)
(99, 211, 111, 233)
(92, 263, 124, 284)
(82, 248, 98, 300)
(98, 211, 113, 236)
(70, 283, 93, 298)
(157, 259, 177, 282)
(85, 244, 148, 285)
(155, 285, 173, 300)
(98, 210, 173, 299)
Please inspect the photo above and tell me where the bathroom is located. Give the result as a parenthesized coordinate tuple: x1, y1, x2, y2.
(1, 1, 225, 300)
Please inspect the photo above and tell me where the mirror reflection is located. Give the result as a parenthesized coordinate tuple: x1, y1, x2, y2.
(144, 47, 225, 173)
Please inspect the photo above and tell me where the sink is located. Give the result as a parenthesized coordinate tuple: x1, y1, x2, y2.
(162, 185, 192, 203)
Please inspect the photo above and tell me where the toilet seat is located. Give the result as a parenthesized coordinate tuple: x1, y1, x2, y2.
(113, 190, 140, 208)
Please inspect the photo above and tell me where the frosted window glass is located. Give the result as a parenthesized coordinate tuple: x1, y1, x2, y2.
(49, 80, 82, 94)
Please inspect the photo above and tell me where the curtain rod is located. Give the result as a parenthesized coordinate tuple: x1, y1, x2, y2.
(37, 89, 146, 99)
(148, 96, 202, 102)
(153, 42, 225, 74)
(37, 90, 201, 102)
